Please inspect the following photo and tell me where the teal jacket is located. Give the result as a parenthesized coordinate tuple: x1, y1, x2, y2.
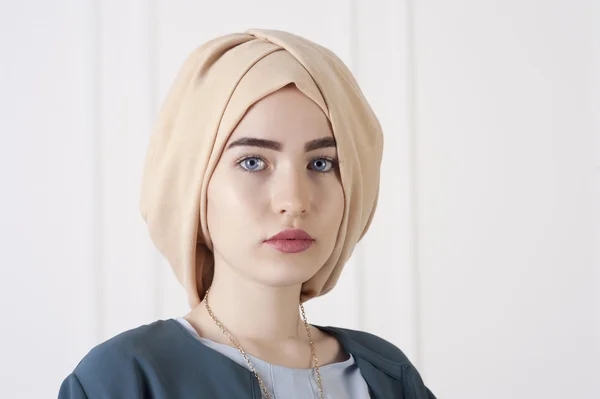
(58, 319, 436, 398)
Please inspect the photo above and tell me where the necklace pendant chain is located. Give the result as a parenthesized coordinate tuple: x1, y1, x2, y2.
(204, 287, 325, 399)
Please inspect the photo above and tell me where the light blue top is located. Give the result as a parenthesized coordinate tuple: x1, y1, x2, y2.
(176, 317, 372, 398)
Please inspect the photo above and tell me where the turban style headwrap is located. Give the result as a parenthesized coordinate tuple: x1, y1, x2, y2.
(139, 29, 384, 308)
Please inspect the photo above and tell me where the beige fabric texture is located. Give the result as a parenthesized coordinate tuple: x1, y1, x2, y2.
(139, 29, 384, 308)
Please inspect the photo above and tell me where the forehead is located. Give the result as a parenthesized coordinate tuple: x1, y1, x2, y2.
(227, 86, 334, 143)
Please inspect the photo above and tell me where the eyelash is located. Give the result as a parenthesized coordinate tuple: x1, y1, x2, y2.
(235, 155, 339, 174)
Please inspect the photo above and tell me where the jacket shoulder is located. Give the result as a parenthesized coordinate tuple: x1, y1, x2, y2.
(320, 326, 438, 398)
(59, 320, 176, 398)
(78, 319, 173, 368)
(323, 325, 413, 366)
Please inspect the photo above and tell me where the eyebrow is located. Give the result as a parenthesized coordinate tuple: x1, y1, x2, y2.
(226, 136, 336, 152)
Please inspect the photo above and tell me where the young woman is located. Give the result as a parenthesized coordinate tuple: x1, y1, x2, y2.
(59, 29, 436, 399)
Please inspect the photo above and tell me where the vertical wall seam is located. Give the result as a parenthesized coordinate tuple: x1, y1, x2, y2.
(91, 0, 104, 343)
(405, 0, 422, 367)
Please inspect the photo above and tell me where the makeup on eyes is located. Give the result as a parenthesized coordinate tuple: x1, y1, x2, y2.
(234, 154, 339, 174)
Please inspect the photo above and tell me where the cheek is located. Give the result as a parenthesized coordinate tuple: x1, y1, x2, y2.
(206, 170, 265, 234)
(322, 179, 344, 209)
(316, 180, 345, 227)
(332, 186, 345, 223)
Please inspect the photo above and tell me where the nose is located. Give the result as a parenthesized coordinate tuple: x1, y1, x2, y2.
(270, 166, 312, 218)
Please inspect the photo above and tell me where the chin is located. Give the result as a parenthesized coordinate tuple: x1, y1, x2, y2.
(253, 260, 321, 287)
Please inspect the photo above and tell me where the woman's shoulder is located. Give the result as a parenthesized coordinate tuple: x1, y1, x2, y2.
(318, 325, 413, 367)
(59, 319, 192, 398)
(321, 325, 437, 399)
(78, 319, 177, 364)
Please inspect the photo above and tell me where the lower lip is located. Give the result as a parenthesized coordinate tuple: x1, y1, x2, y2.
(264, 239, 314, 253)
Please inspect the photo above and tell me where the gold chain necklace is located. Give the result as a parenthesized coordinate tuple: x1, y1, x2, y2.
(203, 287, 325, 399)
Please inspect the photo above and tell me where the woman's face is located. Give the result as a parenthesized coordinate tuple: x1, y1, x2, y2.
(206, 85, 344, 288)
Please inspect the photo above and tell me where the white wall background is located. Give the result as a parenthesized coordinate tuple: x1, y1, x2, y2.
(1, 0, 598, 398)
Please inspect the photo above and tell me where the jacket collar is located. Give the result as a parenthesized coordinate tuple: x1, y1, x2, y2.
(314, 325, 405, 380)
(315, 325, 407, 399)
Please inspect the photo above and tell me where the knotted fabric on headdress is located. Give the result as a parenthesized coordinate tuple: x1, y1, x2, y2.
(139, 29, 384, 308)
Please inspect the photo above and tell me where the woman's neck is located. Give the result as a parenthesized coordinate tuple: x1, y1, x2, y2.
(187, 274, 309, 346)
(183, 268, 348, 368)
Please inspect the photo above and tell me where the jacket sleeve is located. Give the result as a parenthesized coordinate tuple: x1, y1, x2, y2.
(58, 373, 88, 399)
(57, 343, 144, 398)
(402, 363, 437, 399)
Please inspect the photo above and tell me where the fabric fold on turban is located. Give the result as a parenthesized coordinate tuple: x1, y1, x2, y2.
(139, 29, 384, 308)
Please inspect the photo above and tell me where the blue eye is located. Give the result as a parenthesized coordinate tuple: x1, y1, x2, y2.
(238, 157, 266, 172)
(236, 156, 337, 173)
(310, 158, 336, 172)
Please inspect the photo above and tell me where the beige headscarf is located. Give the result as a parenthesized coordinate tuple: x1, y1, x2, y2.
(139, 29, 383, 308)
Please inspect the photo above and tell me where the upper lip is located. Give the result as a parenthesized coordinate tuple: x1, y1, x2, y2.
(265, 228, 314, 241)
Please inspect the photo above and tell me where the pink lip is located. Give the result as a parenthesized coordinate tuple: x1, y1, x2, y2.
(267, 229, 313, 241)
(264, 229, 314, 253)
